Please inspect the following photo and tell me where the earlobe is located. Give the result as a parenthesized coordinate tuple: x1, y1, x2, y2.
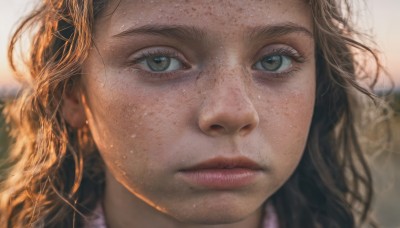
(62, 85, 87, 128)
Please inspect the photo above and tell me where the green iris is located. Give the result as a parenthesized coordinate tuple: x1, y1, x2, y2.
(147, 56, 171, 72)
(260, 55, 283, 71)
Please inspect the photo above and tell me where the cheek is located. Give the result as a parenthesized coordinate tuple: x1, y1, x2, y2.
(277, 91, 314, 140)
(82, 81, 187, 180)
(255, 79, 315, 184)
(83, 92, 147, 177)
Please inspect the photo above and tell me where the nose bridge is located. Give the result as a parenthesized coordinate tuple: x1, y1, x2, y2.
(198, 65, 259, 136)
(209, 56, 251, 99)
(213, 71, 251, 110)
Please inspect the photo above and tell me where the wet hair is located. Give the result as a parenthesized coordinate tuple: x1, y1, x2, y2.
(0, 0, 388, 227)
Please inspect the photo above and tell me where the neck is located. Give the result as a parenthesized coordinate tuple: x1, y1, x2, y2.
(103, 170, 264, 228)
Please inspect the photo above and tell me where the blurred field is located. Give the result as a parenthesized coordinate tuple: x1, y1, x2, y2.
(0, 102, 9, 162)
(372, 94, 400, 228)
(0, 94, 399, 227)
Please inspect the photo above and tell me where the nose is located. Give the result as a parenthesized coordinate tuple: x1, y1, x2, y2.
(198, 76, 259, 137)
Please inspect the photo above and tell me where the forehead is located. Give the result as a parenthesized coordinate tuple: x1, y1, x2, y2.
(98, 0, 312, 36)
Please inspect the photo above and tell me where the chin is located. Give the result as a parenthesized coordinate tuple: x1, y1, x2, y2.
(174, 211, 248, 226)
(166, 199, 261, 226)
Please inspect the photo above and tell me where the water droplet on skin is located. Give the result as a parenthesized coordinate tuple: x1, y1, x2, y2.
(129, 150, 134, 154)
(110, 144, 114, 148)
(258, 95, 261, 100)
(85, 120, 89, 125)
(122, 155, 127, 159)
(131, 134, 137, 138)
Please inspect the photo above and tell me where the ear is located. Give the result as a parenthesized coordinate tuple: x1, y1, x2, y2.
(62, 84, 87, 128)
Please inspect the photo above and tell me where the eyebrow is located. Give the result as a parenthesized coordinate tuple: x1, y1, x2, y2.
(112, 24, 207, 42)
(111, 23, 313, 41)
(248, 22, 314, 40)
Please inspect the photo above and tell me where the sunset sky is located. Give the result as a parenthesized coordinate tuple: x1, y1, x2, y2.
(0, 0, 399, 89)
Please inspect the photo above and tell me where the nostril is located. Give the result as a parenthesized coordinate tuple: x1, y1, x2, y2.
(208, 123, 254, 134)
(242, 124, 252, 131)
(210, 124, 224, 131)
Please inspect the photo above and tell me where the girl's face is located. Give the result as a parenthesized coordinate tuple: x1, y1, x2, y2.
(74, 0, 315, 225)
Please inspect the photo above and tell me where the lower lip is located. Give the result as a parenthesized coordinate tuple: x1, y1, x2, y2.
(178, 168, 261, 189)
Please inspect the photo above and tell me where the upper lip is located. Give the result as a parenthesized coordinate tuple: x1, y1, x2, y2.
(180, 156, 263, 171)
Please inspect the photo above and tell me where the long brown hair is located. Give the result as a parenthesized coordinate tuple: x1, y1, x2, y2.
(273, 1, 386, 227)
(0, 0, 387, 227)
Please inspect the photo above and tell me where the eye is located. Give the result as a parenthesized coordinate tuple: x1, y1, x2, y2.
(139, 55, 183, 72)
(253, 55, 292, 73)
(128, 48, 191, 80)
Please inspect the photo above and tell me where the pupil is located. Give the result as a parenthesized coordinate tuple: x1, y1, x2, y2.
(148, 56, 170, 71)
(262, 55, 282, 71)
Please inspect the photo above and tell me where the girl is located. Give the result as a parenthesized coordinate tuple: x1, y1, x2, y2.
(0, 0, 387, 227)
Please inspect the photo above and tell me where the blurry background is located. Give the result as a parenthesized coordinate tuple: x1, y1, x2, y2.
(0, 0, 399, 227)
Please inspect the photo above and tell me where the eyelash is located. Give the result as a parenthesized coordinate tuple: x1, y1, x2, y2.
(252, 47, 306, 79)
(128, 47, 305, 80)
(270, 47, 305, 63)
(129, 49, 190, 80)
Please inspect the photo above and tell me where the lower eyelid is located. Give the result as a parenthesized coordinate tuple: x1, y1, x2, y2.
(252, 67, 301, 81)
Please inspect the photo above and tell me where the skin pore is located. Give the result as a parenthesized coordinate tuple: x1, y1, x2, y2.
(64, 0, 316, 227)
